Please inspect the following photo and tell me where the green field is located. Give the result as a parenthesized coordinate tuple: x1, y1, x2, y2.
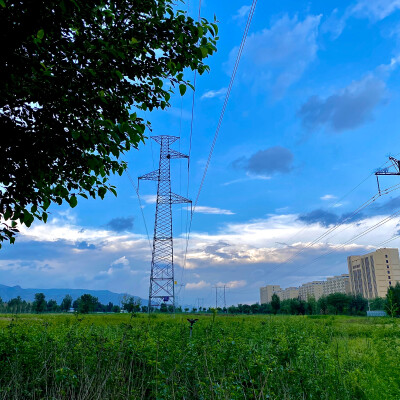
(0, 313, 399, 399)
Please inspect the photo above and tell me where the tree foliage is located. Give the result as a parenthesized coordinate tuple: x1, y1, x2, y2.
(386, 283, 400, 317)
(60, 294, 73, 312)
(0, 0, 218, 247)
(75, 294, 98, 314)
(32, 292, 47, 313)
(271, 294, 280, 315)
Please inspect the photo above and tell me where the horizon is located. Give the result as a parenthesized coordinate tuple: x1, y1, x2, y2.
(3, 0, 400, 308)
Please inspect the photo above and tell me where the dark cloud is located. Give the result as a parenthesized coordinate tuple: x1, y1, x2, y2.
(1, 239, 70, 260)
(298, 208, 367, 227)
(372, 196, 400, 213)
(298, 209, 339, 227)
(75, 241, 96, 250)
(298, 76, 386, 132)
(105, 216, 134, 232)
(204, 241, 231, 259)
(233, 146, 294, 175)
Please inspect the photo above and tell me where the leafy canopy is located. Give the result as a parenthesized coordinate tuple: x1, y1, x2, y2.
(0, 0, 218, 247)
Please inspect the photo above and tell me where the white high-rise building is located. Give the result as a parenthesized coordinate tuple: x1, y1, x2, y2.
(323, 274, 350, 296)
(260, 285, 281, 304)
(298, 281, 324, 301)
(348, 248, 400, 299)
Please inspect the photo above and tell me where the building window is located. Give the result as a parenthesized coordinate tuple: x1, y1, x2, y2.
(388, 276, 391, 279)
(389, 281, 392, 285)
(386, 255, 388, 258)
(387, 265, 390, 268)
(386, 260, 389, 263)
(388, 271, 390, 274)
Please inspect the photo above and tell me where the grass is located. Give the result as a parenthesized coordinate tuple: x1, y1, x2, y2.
(0, 313, 399, 399)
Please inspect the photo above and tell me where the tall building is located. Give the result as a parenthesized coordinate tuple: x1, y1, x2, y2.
(278, 287, 300, 300)
(298, 281, 324, 301)
(348, 248, 400, 299)
(260, 285, 281, 304)
(323, 274, 350, 296)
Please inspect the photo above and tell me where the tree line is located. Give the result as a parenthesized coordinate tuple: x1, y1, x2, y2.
(0, 293, 143, 314)
(2, 285, 400, 316)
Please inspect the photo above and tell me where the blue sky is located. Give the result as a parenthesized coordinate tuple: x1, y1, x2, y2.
(3, 0, 400, 306)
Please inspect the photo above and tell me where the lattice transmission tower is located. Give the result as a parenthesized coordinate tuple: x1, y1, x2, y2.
(139, 135, 191, 310)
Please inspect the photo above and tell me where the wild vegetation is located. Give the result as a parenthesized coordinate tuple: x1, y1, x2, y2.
(0, 313, 399, 399)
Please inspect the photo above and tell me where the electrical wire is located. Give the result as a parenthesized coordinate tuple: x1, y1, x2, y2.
(288, 208, 400, 276)
(181, 0, 258, 274)
(125, 169, 153, 253)
(283, 155, 398, 247)
(266, 181, 400, 278)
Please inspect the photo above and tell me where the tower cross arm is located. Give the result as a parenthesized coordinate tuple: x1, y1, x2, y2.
(138, 170, 160, 181)
(168, 149, 189, 159)
(170, 192, 192, 204)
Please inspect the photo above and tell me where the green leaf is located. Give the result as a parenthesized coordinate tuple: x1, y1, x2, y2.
(130, 37, 139, 44)
(98, 187, 107, 199)
(0, 0, 6, 8)
(179, 84, 186, 96)
(42, 212, 48, 223)
(69, 195, 78, 208)
(37, 29, 44, 39)
(115, 70, 123, 80)
(200, 46, 208, 58)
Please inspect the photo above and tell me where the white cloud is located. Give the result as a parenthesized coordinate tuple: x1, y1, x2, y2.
(141, 194, 157, 204)
(111, 256, 129, 266)
(233, 5, 251, 21)
(352, 0, 400, 21)
(182, 211, 399, 270)
(323, 0, 400, 39)
(185, 280, 211, 290)
(229, 14, 321, 98)
(223, 172, 271, 186)
(217, 280, 247, 289)
(195, 206, 235, 215)
(201, 87, 227, 99)
(321, 194, 337, 200)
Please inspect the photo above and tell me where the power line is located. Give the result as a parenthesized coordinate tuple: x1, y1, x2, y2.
(283, 155, 398, 248)
(193, 0, 258, 211)
(284, 208, 400, 278)
(177, 0, 203, 303)
(181, 0, 258, 274)
(125, 169, 152, 253)
(266, 182, 400, 277)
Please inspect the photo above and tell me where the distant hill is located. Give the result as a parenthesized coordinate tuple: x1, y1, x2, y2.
(0, 284, 145, 306)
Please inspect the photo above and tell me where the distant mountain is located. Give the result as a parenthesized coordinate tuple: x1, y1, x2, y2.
(0, 284, 145, 305)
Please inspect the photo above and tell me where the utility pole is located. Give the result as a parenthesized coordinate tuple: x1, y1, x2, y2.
(213, 285, 227, 310)
(139, 135, 191, 311)
(197, 297, 204, 311)
(375, 156, 400, 194)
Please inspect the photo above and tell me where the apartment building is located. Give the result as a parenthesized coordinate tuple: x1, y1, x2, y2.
(298, 281, 324, 301)
(323, 274, 350, 296)
(348, 248, 400, 299)
(278, 287, 300, 300)
(260, 285, 281, 304)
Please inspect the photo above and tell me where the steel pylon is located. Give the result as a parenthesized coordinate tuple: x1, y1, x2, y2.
(139, 135, 191, 310)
